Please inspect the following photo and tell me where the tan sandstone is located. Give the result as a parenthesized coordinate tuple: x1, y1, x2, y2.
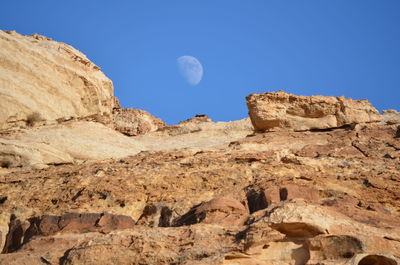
(0, 122, 399, 264)
(0, 31, 399, 265)
(0, 121, 146, 169)
(0, 117, 252, 169)
(112, 106, 166, 136)
(0, 30, 115, 130)
(246, 90, 381, 131)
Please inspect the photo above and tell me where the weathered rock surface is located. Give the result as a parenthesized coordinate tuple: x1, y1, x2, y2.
(179, 114, 213, 125)
(247, 91, 381, 131)
(382, 109, 400, 125)
(175, 197, 248, 226)
(0, 30, 114, 130)
(0, 118, 252, 168)
(0, 121, 145, 169)
(137, 117, 253, 150)
(1, 31, 400, 264)
(0, 121, 399, 264)
(2, 213, 136, 254)
(112, 107, 166, 136)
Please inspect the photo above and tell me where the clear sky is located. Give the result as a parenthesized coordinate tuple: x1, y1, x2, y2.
(1, 1, 399, 124)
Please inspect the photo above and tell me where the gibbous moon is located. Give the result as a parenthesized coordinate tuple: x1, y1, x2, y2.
(177, 55, 203, 86)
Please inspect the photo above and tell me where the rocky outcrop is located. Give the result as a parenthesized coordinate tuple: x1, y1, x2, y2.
(1, 30, 399, 264)
(2, 213, 135, 253)
(0, 30, 253, 169)
(224, 200, 400, 265)
(246, 91, 381, 131)
(382, 109, 400, 125)
(0, 117, 252, 168)
(0, 121, 145, 169)
(0, 121, 399, 264)
(112, 107, 166, 136)
(175, 197, 248, 226)
(179, 114, 212, 125)
(0, 30, 115, 130)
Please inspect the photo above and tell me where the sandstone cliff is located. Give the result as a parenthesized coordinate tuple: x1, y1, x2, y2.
(0, 32, 399, 265)
(0, 30, 114, 130)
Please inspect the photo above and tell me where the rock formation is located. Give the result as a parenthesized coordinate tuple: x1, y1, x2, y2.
(382, 109, 400, 125)
(0, 31, 399, 264)
(247, 90, 381, 131)
(0, 121, 146, 169)
(1, 119, 399, 264)
(112, 106, 166, 136)
(0, 117, 253, 169)
(0, 30, 114, 130)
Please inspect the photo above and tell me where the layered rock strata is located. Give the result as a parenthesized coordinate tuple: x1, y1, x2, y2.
(0, 30, 114, 130)
(0, 31, 399, 265)
(0, 122, 399, 264)
(246, 91, 381, 131)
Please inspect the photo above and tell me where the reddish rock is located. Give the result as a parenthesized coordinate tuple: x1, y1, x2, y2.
(2, 213, 135, 253)
(264, 184, 320, 204)
(59, 213, 101, 233)
(2, 31, 400, 265)
(97, 214, 136, 233)
(308, 235, 364, 260)
(175, 197, 248, 226)
(37, 215, 61, 236)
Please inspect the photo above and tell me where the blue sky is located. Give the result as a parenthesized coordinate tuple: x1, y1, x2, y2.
(1, 1, 399, 124)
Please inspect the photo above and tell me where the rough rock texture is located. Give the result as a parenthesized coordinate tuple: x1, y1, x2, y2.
(382, 109, 400, 125)
(179, 114, 213, 125)
(112, 107, 166, 136)
(0, 118, 252, 169)
(175, 197, 249, 226)
(2, 213, 136, 254)
(0, 121, 399, 264)
(1, 31, 400, 264)
(0, 30, 114, 130)
(247, 91, 381, 131)
(0, 31, 251, 168)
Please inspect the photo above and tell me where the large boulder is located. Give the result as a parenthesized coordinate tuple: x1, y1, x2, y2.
(246, 91, 381, 131)
(112, 107, 166, 136)
(0, 30, 114, 130)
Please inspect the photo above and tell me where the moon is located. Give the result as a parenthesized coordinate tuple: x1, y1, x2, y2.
(177, 55, 203, 86)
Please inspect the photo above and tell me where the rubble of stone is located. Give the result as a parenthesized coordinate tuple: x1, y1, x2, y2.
(247, 90, 381, 131)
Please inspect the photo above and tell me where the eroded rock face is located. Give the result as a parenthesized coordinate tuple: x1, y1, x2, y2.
(179, 114, 212, 125)
(2, 213, 135, 253)
(0, 121, 146, 169)
(0, 32, 399, 264)
(0, 121, 399, 264)
(382, 109, 400, 125)
(246, 91, 381, 131)
(0, 31, 114, 130)
(0, 117, 253, 168)
(112, 107, 166, 136)
(175, 197, 248, 226)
